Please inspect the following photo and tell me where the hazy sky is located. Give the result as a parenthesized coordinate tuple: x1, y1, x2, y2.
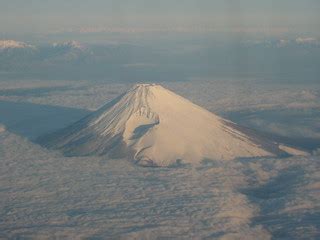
(1, 0, 319, 35)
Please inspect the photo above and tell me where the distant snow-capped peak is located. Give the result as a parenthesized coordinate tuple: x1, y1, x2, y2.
(52, 40, 85, 50)
(0, 40, 35, 50)
(295, 37, 318, 45)
(0, 124, 6, 133)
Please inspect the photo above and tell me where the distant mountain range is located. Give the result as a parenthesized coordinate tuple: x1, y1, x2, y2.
(0, 38, 319, 82)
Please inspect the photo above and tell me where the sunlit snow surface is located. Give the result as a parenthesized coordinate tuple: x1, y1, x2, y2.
(0, 80, 319, 239)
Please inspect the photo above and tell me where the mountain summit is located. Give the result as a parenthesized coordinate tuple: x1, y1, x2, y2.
(39, 84, 305, 166)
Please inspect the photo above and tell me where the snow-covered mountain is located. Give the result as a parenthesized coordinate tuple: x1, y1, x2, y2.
(0, 40, 35, 50)
(39, 84, 307, 166)
(0, 39, 90, 75)
(52, 40, 85, 50)
(0, 39, 87, 56)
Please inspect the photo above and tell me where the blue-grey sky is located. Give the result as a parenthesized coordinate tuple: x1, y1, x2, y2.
(0, 0, 319, 35)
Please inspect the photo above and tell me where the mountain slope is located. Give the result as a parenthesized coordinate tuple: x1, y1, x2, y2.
(38, 84, 303, 166)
